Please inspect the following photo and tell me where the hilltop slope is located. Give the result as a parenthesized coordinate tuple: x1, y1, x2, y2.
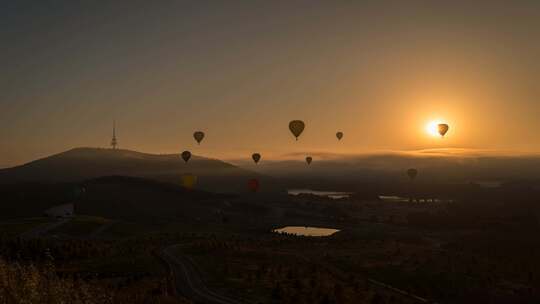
(0, 148, 277, 193)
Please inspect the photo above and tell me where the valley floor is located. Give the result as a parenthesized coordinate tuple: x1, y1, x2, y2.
(1, 193, 540, 304)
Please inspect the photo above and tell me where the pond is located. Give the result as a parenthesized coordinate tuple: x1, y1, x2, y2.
(378, 195, 453, 203)
(288, 189, 352, 199)
(273, 226, 340, 237)
(378, 195, 409, 202)
(476, 180, 502, 188)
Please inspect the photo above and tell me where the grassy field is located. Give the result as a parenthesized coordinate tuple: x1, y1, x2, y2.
(0, 217, 53, 237)
(48, 215, 112, 237)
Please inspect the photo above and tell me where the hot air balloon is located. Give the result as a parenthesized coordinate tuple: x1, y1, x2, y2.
(289, 120, 305, 140)
(181, 173, 197, 190)
(336, 131, 343, 140)
(438, 124, 449, 137)
(306, 156, 313, 165)
(247, 178, 260, 192)
(407, 168, 418, 180)
(181, 151, 192, 163)
(193, 131, 205, 144)
(252, 153, 261, 164)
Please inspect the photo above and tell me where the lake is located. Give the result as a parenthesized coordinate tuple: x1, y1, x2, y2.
(476, 180, 502, 188)
(288, 189, 352, 199)
(378, 195, 453, 203)
(378, 195, 410, 202)
(273, 226, 340, 237)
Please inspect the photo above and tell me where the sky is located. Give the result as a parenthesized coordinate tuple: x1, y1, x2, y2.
(1, 1, 540, 167)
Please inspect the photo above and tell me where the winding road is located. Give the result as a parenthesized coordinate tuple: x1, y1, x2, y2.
(161, 245, 248, 304)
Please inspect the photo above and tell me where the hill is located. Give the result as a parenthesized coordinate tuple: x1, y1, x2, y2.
(77, 176, 237, 221)
(0, 176, 231, 219)
(0, 175, 280, 225)
(0, 148, 279, 193)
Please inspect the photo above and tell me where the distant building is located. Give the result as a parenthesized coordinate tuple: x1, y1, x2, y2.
(44, 203, 74, 218)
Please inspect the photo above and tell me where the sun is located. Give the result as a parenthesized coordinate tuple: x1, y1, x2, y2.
(426, 120, 445, 137)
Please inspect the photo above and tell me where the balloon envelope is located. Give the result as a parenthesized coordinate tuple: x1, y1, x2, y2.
(437, 124, 449, 137)
(181, 173, 197, 190)
(306, 156, 313, 165)
(336, 131, 343, 140)
(247, 178, 260, 192)
(193, 131, 205, 144)
(289, 120, 305, 140)
(181, 151, 192, 163)
(252, 153, 261, 164)
(407, 168, 418, 180)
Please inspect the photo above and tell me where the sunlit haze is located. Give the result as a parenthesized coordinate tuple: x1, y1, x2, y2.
(426, 120, 446, 137)
(2, 3, 540, 303)
(2, 1, 540, 167)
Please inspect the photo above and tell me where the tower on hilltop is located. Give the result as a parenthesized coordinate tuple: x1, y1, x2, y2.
(111, 120, 118, 150)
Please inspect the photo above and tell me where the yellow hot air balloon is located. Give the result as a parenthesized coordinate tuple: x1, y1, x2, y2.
(181, 173, 197, 190)
(193, 131, 205, 144)
(252, 153, 261, 164)
(181, 151, 192, 163)
(336, 131, 343, 140)
(438, 124, 449, 137)
(289, 120, 305, 140)
(306, 156, 313, 165)
(407, 168, 418, 180)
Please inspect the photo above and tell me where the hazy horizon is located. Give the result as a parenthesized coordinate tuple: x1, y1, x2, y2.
(2, 3, 540, 304)
(4, 145, 540, 171)
(2, 1, 540, 167)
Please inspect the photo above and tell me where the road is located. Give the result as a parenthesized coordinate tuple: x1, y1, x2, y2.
(161, 244, 428, 304)
(161, 245, 248, 304)
(267, 248, 431, 303)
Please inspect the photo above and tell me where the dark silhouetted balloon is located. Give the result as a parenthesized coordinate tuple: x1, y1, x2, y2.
(336, 131, 343, 140)
(407, 168, 418, 180)
(438, 124, 449, 137)
(181, 151, 192, 163)
(289, 120, 305, 140)
(193, 131, 204, 145)
(247, 178, 260, 192)
(193, 131, 205, 144)
(306, 156, 313, 165)
(252, 153, 261, 164)
(181, 173, 197, 190)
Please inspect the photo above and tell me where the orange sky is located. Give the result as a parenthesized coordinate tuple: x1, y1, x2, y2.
(1, 1, 540, 167)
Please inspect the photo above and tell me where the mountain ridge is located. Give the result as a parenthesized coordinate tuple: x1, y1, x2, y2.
(0, 147, 273, 193)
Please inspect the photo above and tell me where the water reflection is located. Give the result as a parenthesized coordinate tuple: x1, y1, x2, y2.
(288, 189, 352, 199)
(378, 195, 453, 203)
(378, 195, 409, 202)
(273, 226, 340, 237)
(476, 181, 502, 188)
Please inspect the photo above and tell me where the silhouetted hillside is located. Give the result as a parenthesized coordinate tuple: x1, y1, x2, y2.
(0, 176, 235, 220)
(0, 148, 279, 193)
(76, 176, 236, 221)
(0, 182, 81, 219)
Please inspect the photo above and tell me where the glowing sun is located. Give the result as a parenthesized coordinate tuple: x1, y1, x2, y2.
(426, 120, 446, 137)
